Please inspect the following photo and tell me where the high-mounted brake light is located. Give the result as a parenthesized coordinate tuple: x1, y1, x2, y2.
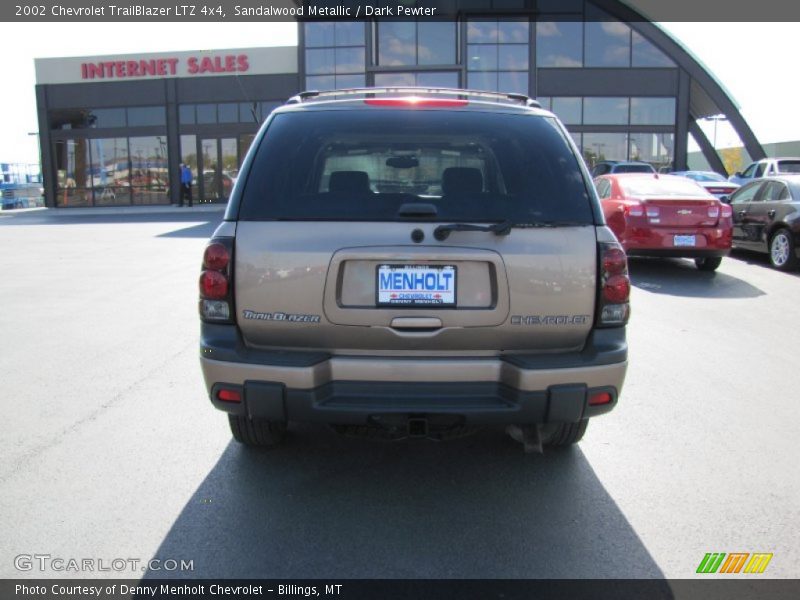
(364, 97, 469, 108)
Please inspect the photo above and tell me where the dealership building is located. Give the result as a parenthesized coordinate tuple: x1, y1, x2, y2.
(33, 1, 765, 208)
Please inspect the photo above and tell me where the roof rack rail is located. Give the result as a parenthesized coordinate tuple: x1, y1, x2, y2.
(285, 87, 541, 108)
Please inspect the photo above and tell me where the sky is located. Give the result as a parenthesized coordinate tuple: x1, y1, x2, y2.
(0, 21, 798, 166)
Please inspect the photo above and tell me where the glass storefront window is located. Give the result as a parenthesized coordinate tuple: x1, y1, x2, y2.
(239, 102, 258, 124)
(218, 103, 238, 123)
(196, 104, 216, 124)
(129, 136, 169, 205)
(632, 31, 675, 68)
(499, 20, 529, 43)
(335, 21, 364, 46)
(335, 47, 365, 74)
(551, 97, 582, 125)
(584, 7, 631, 68)
(305, 22, 334, 47)
(127, 106, 166, 127)
(55, 138, 91, 207)
(305, 20, 366, 90)
(179, 104, 195, 125)
(630, 97, 675, 125)
(418, 22, 456, 65)
(629, 132, 674, 168)
(583, 97, 629, 125)
(582, 133, 629, 166)
(536, 21, 583, 68)
(90, 137, 130, 206)
(467, 21, 499, 43)
(467, 45, 498, 71)
(90, 108, 126, 128)
(375, 72, 459, 88)
(306, 75, 336, 90)
(467, 71, 499, 92)
(306, 48, 335, 75)
(378, 22, 456, 67)
(499, 45, 529, 70)
(498, 71, 529, 94)
(180, 134, 198, 201)
(378, 22, 416, 66)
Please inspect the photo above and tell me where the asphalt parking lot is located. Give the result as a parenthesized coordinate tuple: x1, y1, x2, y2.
(0, 210, 798, 580)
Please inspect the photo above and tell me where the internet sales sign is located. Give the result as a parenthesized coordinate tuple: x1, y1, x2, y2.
(80, 54, 249, 80)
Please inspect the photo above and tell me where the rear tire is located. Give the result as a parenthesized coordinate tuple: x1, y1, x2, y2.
(769, 228, 798, 271)
(228, 415, 287, 447)
(543, 420, 589, 447)
(695, 256, 722, 272)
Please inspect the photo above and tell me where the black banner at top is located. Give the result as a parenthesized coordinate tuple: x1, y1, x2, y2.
(3, 0, 800, 22)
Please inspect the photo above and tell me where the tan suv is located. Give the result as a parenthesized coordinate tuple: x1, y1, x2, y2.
(198, 88, 630, 451)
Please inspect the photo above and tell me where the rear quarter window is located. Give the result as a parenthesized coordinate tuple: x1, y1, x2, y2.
(238, 109, 595, 224)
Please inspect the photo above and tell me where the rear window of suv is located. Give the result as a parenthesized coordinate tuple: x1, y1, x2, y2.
(238, 109, 594, 224)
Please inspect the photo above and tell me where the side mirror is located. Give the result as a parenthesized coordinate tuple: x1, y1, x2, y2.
(734, 172, 742, 178)
(720, 195, 731, 204)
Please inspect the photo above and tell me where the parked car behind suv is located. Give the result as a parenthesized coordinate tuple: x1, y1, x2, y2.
(729, 157, 800, 186)
(728, 175, 800, 270)
(590, 160, 656, 177)
(594, 173, 733, 271)
(199, 88, 630, 451)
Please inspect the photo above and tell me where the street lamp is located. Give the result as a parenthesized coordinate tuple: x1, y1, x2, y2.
(704, 115, 728, 149)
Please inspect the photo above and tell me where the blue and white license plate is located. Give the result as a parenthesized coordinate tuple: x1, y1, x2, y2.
(674, 235, 696, 247)
(377, 264, 456, 307)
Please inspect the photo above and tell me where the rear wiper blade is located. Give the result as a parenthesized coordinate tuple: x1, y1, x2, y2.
(433, 220, 512, 241)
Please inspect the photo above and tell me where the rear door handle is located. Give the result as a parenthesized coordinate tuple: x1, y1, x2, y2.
(768, 210, 776, 218)
(737, 211, 747, 217)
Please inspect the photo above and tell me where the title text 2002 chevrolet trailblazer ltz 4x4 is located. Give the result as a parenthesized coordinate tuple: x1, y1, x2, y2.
(198, 88, 630, 452)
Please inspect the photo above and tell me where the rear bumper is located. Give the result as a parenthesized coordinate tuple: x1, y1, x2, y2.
(627, 248, 729, 258)
(200, 325, 627, 425)
(622, 227, 731, 257)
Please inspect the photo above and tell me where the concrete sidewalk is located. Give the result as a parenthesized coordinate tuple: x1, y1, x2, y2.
(0, 204, 226, 218)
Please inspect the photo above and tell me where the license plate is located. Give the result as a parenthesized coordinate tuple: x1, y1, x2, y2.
(377, 264, 456, 307)
(674, 235, 696, 247)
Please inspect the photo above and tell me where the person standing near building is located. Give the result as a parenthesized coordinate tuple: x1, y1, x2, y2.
(179, 163, 193, 207)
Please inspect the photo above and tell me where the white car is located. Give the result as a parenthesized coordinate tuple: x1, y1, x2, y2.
(729, 158, 800, 186)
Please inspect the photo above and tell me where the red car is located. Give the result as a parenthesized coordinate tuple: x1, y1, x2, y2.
(594, 173, 733, 271)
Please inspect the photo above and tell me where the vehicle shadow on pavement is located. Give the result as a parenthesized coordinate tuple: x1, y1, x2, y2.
(156, 222, 221, 238)
(729, 249, 800, 278)
(145, 425, 667, 580)
(628, 258, 765, 299)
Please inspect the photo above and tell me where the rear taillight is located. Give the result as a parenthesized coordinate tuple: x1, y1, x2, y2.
(646, 206, 660, 218)
(626, 204, 644, 217)
(597, 241, 630, 327)
(199, 237, 234, 323)
(707, 205, 720, 219)
(720, 204, 732, 218)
